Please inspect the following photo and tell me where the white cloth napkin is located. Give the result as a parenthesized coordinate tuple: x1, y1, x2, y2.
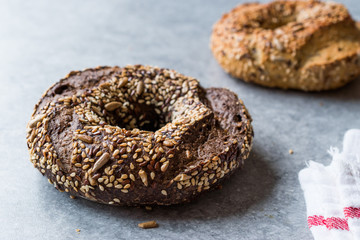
(299, 129, 360, 240)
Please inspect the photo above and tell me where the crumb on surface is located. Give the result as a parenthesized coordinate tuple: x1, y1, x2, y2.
(289, 149, 294, 155)
(138, 220, 158, 229)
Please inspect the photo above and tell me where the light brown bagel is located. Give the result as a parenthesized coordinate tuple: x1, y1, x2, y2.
(210, 0, 360, 91)
(26, 65, 253, 206)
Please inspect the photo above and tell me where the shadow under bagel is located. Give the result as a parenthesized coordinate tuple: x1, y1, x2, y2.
(244, 76, 360, 100)
(34, 143, 276, 222)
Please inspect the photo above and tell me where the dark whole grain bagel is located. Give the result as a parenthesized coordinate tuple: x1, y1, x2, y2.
(210, 0, 360, 91)
(26, 65, 253, 205)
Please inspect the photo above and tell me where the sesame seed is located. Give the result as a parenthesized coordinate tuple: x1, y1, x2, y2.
(163, 140, 173, 147)
(129, 174, 135, 181)
(174, 173, 191, 181)
(109, 175, 115, 182)
(82, 164, 90, 170)
(118, 78, 127, 88)
(92, 152, 110, 172)
(160, 161, 169, 172)
(136, 81, 144, 95)
(77, 134, 93, 144)
(28, 114, 46, 128)
(138, 169, 148, 186)
(113, 149, 120, 157)
(104, 101, 122, 111)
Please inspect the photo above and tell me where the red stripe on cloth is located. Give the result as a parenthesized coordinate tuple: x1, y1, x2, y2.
(308, 215, 349, 230)
(308, 215, 325, 228)
(344, 207, 360, 219)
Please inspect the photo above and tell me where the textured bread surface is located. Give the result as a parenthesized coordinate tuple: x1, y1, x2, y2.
(26, 65, 253, 205)
(211, 0, 360, 91)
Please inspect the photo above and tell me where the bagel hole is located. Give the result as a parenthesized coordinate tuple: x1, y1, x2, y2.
(256, 5, 297, 30)
(136, 110, 165, 132)
(108, 102, 168, 132)
(260, 17, 295, 30)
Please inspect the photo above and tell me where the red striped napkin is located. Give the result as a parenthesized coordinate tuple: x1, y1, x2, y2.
(299, 129, 360, 239)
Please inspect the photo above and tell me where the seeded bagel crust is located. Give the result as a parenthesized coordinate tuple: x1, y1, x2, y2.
(26, 65, 253, 205)
(210, 0, 360, 91)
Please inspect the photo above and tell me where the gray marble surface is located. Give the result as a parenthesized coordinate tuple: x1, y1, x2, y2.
(0, 0, 359, 239)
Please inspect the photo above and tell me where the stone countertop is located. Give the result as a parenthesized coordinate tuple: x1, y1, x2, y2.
(1, 0, 359, 239)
